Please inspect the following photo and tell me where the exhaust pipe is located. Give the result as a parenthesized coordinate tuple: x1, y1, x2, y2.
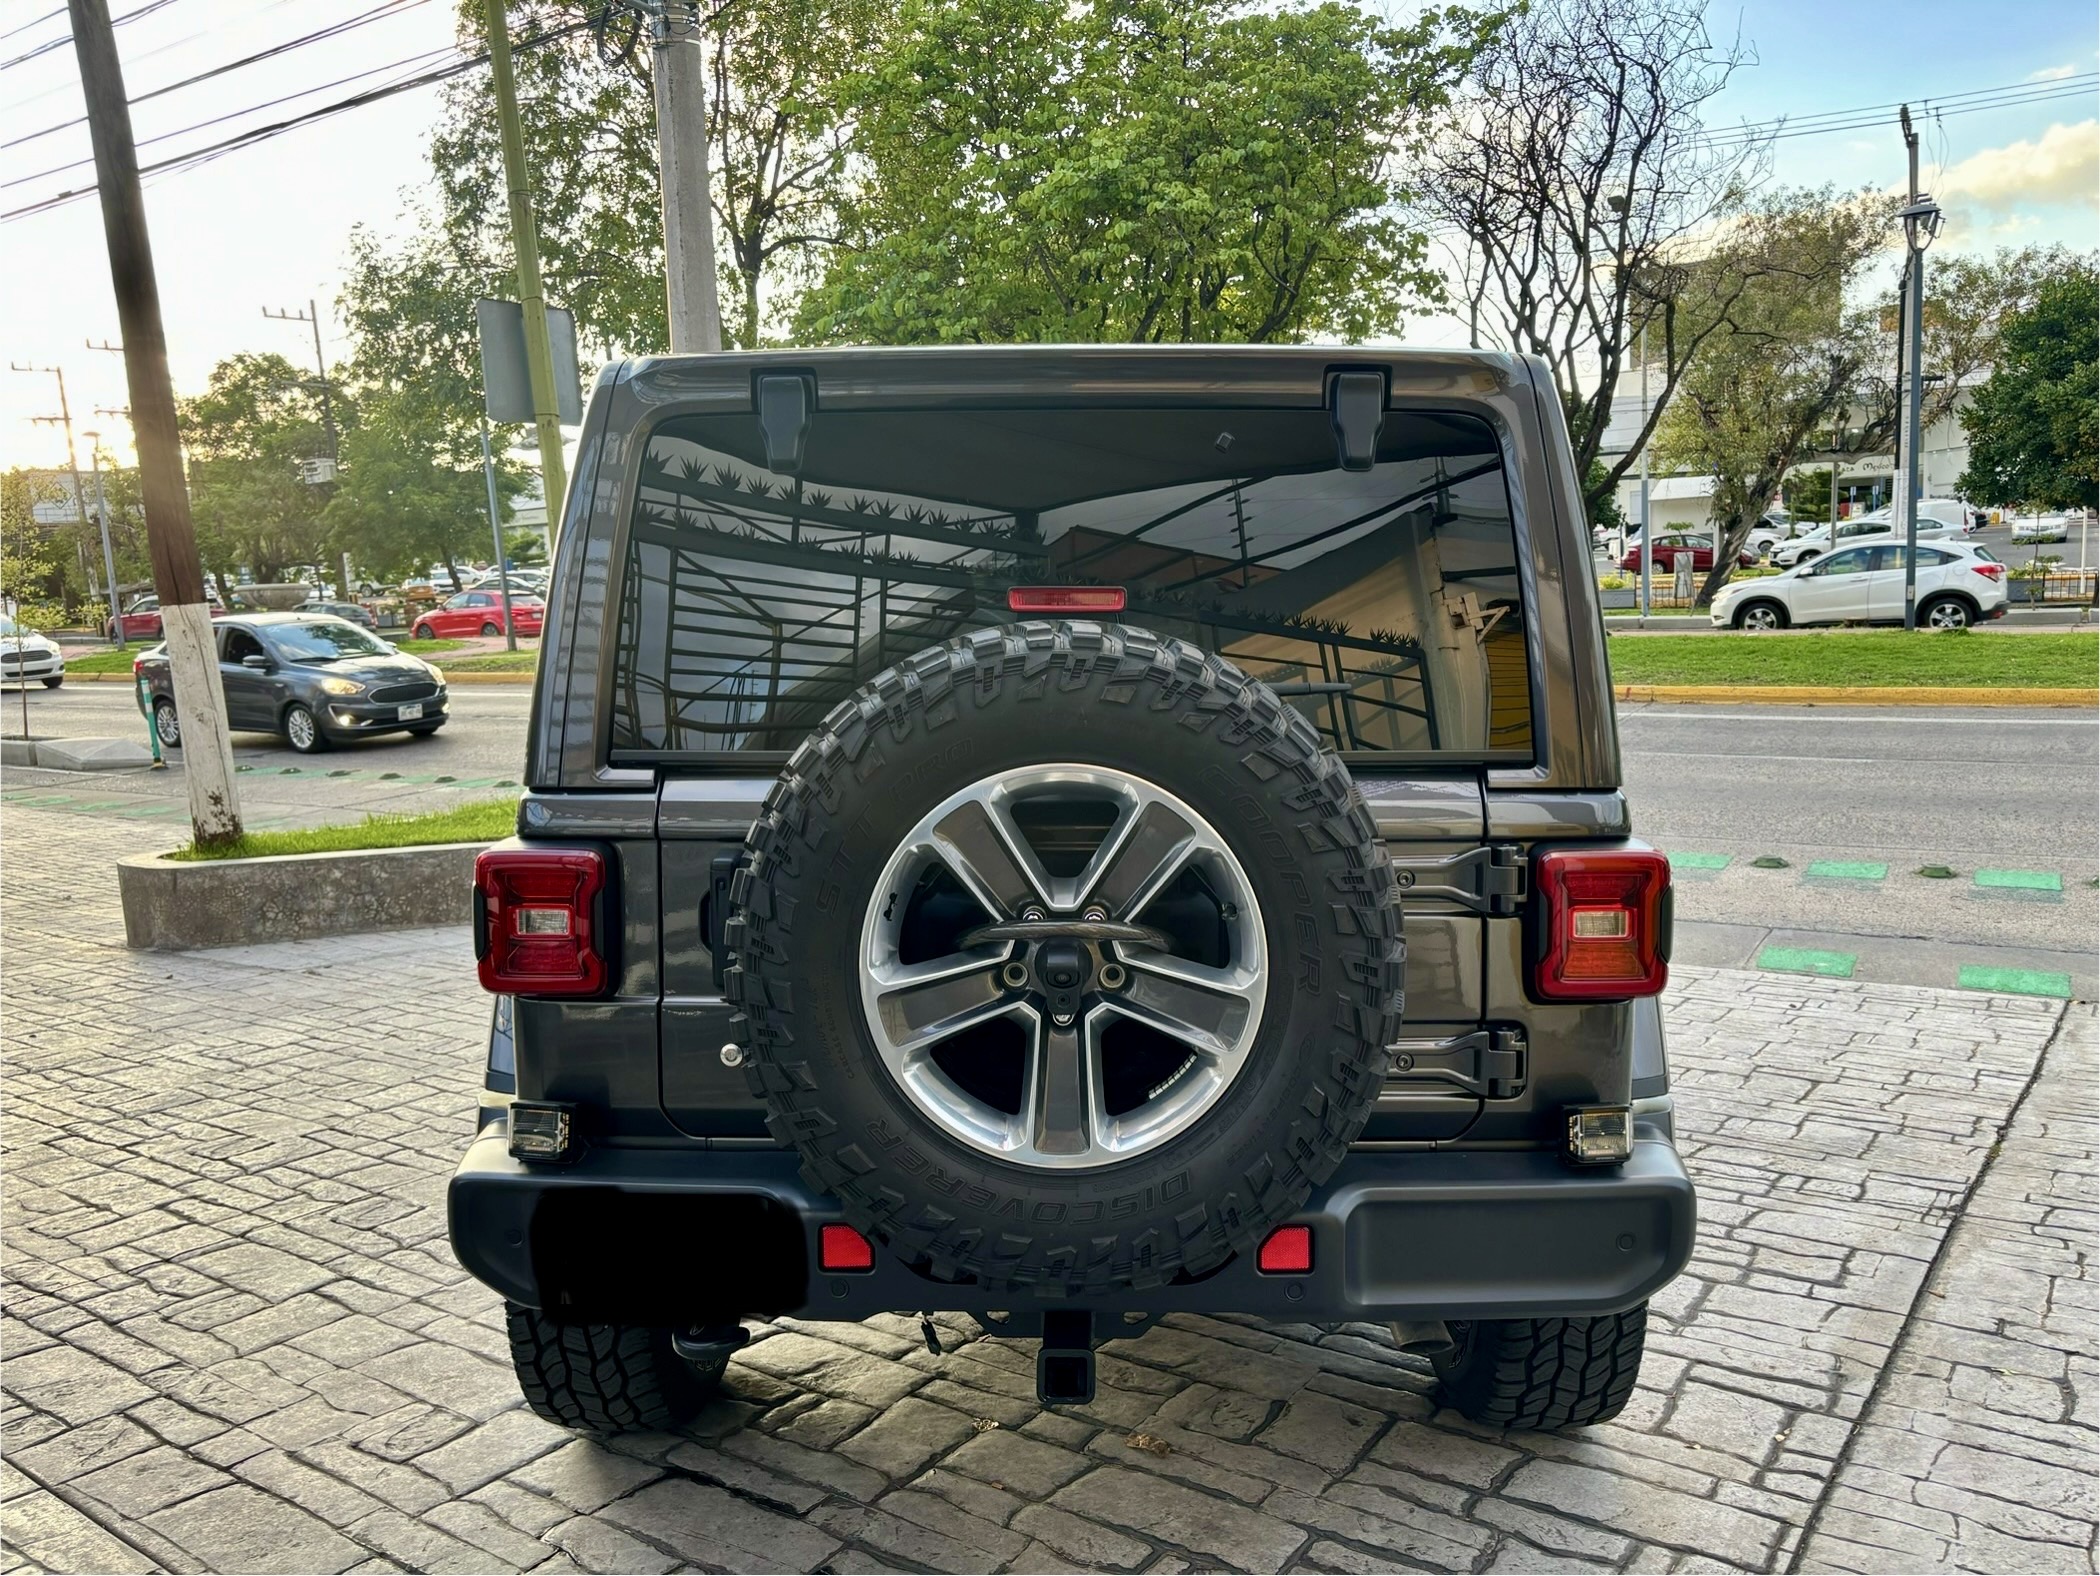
(1389, 1319, 1455, 1358)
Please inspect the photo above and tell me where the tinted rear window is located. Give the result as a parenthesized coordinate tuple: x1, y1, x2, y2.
(610, 406, 1531, 762)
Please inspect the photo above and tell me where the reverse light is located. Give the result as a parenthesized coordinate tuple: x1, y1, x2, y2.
(1007, 586, 1127, 614)
(820, 1223, 875, 1272)
(1257, 1225, 1313, 1275)
(508, 1101, 576, 1163)
(1564, 1105, 1632, 1166)
(1533, 847, 1671, 1001)
(474, 847, 608, 996)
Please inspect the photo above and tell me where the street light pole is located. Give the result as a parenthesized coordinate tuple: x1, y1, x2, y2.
(81, 433, 122, 650)
(1896, 106, 1941, 631)
(484, 0, 570, 544)
(1638, 317, 1651, 619)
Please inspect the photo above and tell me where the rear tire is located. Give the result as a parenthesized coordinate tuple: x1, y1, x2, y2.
(1919, 595, 1972, 631)
(1431, 1306, 1647, 1430)
(481, 621, 502, 636)
(505, 1304, 720, 1433)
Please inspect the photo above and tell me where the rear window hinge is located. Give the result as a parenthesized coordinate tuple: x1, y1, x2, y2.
(1389, 842, 1527, 915)
(1386, 1025, 1528, 1100)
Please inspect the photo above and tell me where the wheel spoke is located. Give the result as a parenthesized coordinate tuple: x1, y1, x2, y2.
(1027, 1018, 1092, 1157)
(1078, 797, 1198, 918)
(929, 798, 1051, 918)
(1111, 957, 1257, 1056)
(872, 955, 1008, 1054)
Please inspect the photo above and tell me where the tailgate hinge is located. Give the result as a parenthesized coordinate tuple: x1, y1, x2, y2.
(1386, 1026, 1528, 1100)
(1389, 843, 1526, 915)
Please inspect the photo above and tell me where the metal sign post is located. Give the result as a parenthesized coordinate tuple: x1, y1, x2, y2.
(480, 414, 518, 654)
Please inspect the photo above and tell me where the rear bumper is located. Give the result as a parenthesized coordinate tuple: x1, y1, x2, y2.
(449, 1124, 1696, 1327)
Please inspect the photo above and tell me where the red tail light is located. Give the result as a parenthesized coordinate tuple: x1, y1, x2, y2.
(474, 847, 608, 996)
(1971, 562, 2004, 580)
(820, 1224, 874, 1272)
(1533, 847, 1671, 1001)
(1008, 586, 1126, 613)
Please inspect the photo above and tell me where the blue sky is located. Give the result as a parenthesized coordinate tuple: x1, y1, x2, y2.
(2, 0, 2095, 467)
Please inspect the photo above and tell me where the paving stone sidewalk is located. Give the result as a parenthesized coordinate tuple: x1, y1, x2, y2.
(2, 805, 2092, 1575)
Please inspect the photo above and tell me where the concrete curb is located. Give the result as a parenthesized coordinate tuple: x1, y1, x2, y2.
(116, 840, 489, 950)
(1, 735, 156, 768)
(1617, 684, 2098, 707)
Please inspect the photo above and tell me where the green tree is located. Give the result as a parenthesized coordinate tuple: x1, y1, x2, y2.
(426, 0, 883, 353)
(321, 394, 522, 584)
(1655, 190, 1891, 604)
(2, 470, 70, 628)
(1957, 258, 2099, 513)
(796, 0, 1489, 345)
(179, 353, 334, 588)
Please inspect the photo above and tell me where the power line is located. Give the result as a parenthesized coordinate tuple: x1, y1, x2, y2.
(1695, 75, 2099, 150)
(0, 0, 184, 72)
(0, 7, 68, 46)
(1, 14, 596, 223)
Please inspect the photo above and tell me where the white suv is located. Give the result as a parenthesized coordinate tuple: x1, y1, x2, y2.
(1711, 539, 2009, 630)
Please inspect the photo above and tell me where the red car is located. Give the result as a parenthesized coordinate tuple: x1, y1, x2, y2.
(1619, 534, 1758, 573)
(410, 589, 544, 640)
(105, 595, 163, 640)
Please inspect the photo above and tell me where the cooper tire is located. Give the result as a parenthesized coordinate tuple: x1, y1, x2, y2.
(505, 1305, 718, 1433)
(726, 621, 1404, 1296)
(1430, 1306, 1648, 1430)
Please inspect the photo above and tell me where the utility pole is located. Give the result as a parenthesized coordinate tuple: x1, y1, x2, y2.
(484, 0, 569, 543)
(11, 364, 97, 619)
(80, 431, 123, 650)
(650, 0, 723, 352)
(1895, 106, 1941, 632)
(68, 0, 242, 846)
(1637, 318, 1652, 619)
(262, 298, 354, 599)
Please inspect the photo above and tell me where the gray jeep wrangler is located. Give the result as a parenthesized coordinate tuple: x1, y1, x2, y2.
(449, 346, 1694, 1435)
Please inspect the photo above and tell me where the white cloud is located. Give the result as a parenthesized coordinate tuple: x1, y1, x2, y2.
(2028, 64, 2078, 81)
(1935, 120, 2099, 213)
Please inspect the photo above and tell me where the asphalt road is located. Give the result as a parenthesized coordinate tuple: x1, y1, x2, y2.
(7, 685, 2093, 993)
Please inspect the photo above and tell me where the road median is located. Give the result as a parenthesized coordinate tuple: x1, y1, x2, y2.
(1617, 683, 2096, 707)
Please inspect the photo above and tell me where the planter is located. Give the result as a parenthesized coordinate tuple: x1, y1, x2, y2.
(117, 840, 486, 950)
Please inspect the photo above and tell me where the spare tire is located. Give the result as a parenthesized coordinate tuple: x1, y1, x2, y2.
(726, 622, 1403, 1296)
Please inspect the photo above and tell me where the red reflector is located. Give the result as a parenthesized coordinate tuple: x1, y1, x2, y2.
(474, 847, 608, 997)
(1007, 585, 1127, 613)
(1257, 1225, 1312, 1275)
(1533, 847, 1670, 1002)
(820, 1223, 874, 1272)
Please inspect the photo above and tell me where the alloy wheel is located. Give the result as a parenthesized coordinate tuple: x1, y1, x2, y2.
(858, 765, 1267, 1170)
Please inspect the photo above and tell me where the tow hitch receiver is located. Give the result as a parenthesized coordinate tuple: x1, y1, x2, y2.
(1037, 1310, 1096, 1405)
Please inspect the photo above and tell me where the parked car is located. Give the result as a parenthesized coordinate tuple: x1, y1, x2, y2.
(297, 599, 378, 630)
(1711, 539, 2008, 630)
(0, 615, 65, 688)
(105, 595, 164, 641)
(451, 345, 1694, 1439)
(1619, 534, 1758, 573)
(410, 589, 544, 640)
(2010, 513, 2071, 544)
(134, 612, 448, 754)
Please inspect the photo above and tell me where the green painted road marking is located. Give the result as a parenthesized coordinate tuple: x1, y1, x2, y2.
(1805, 860, 1888, 881)
(1759, 946, 1858, 978)
(1917, 865, 1958, 880)
(1958, 965, 2072, 999)
(1974, 869, 2063, 893)
(113, 804, 178, 817)
(1669, 851, 1731, 871)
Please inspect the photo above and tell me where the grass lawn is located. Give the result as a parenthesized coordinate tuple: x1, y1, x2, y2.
(443, 651, 540, 673)
(168, 797, 515, 862)
(64, 635, 464, 676)
(1609, 630, 2100, 688)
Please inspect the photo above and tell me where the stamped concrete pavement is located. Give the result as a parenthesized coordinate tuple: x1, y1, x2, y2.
(2, 803, 2092, 1575)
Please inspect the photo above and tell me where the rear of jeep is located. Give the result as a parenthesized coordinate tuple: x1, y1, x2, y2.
(449, 346, 1694, 1436)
